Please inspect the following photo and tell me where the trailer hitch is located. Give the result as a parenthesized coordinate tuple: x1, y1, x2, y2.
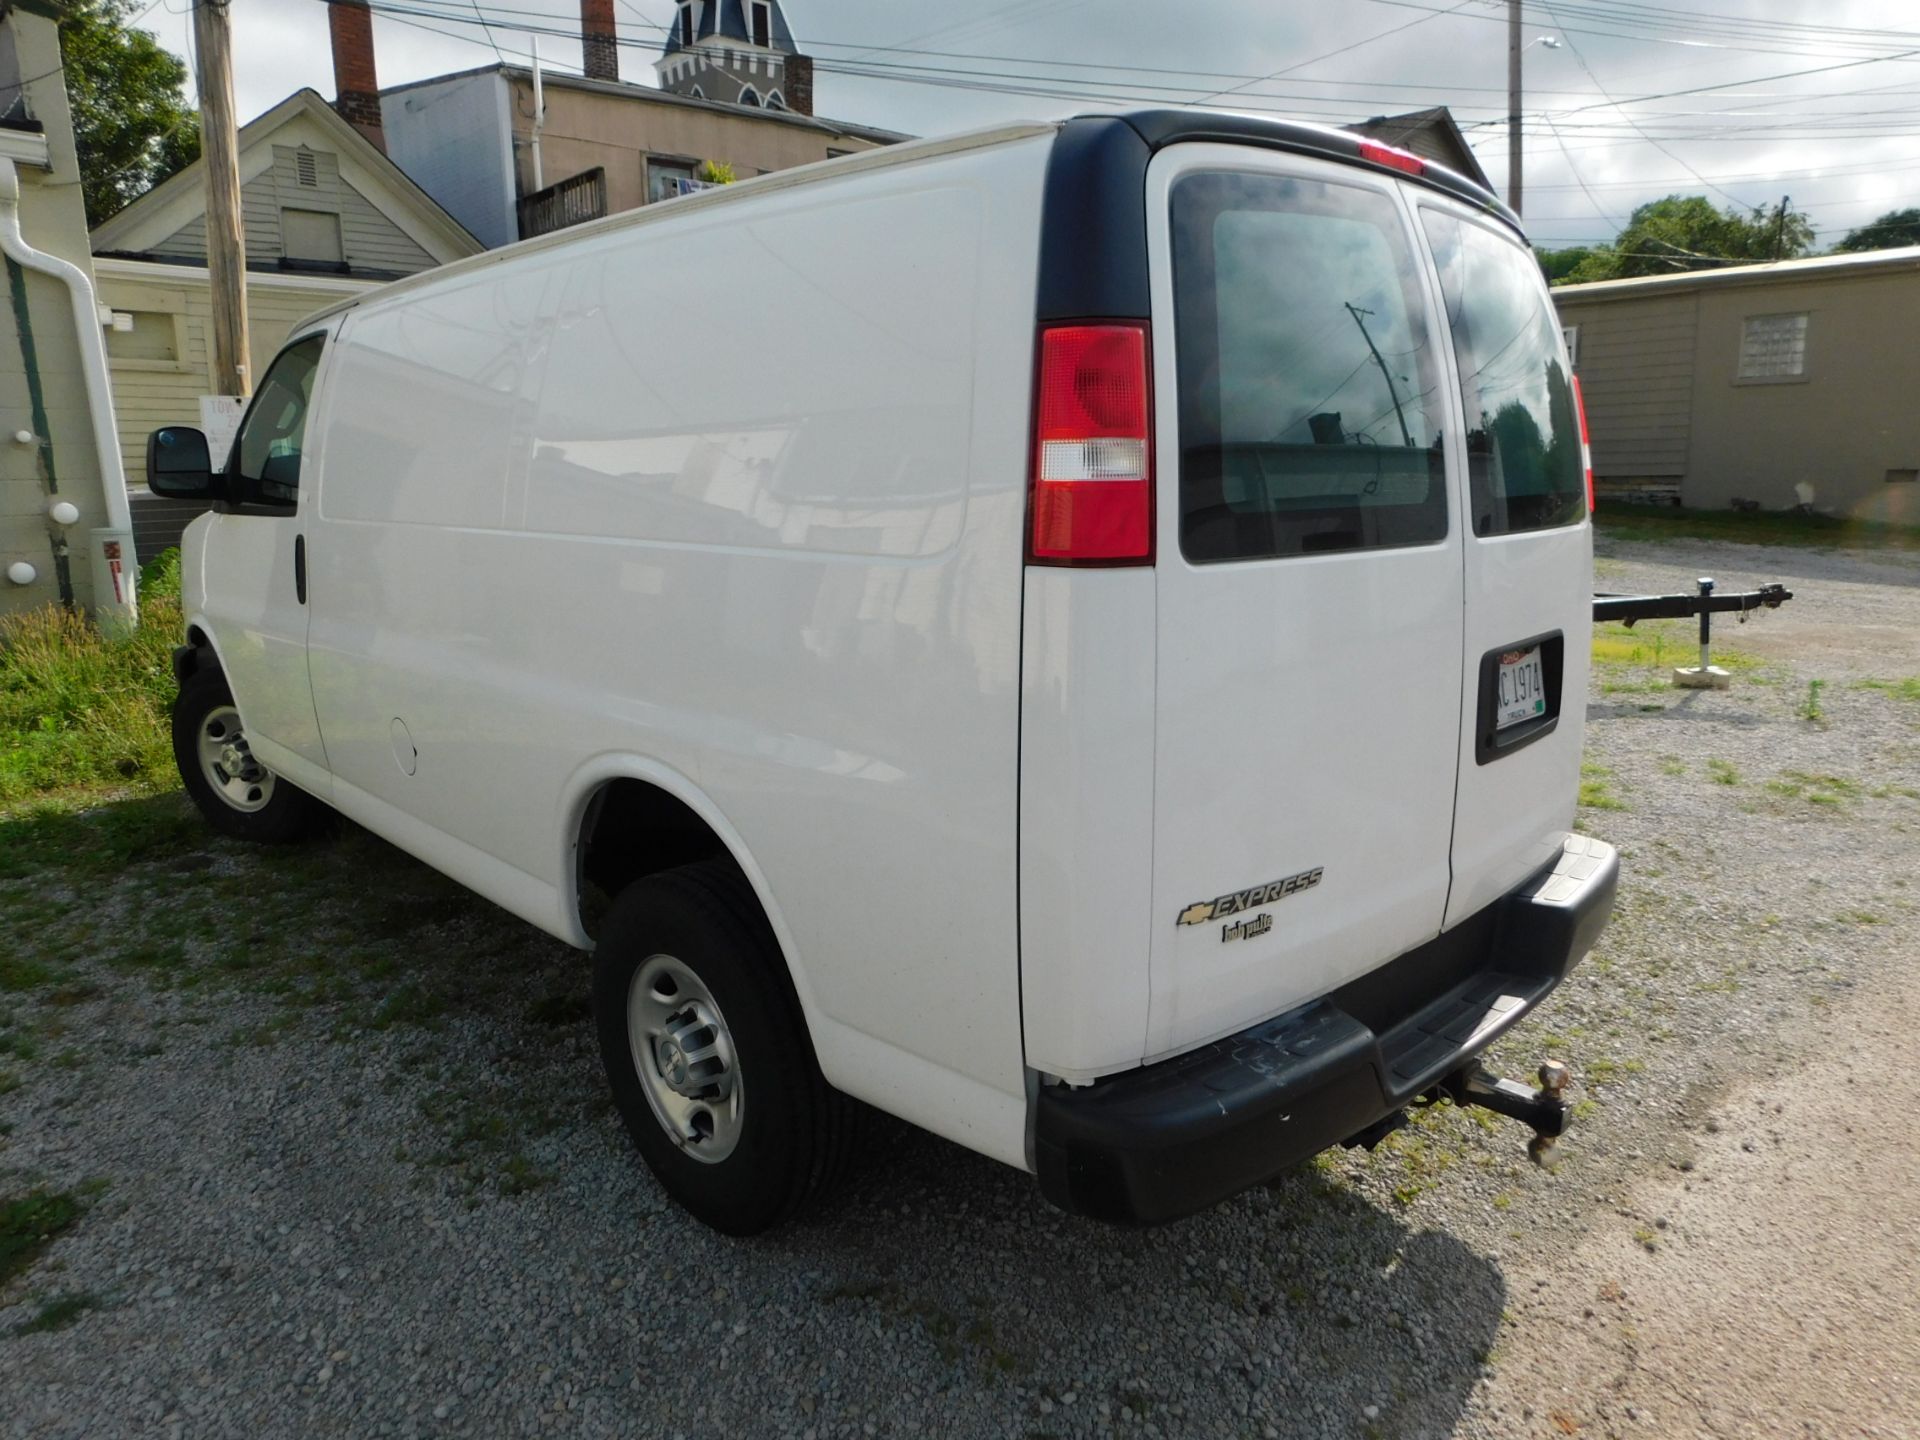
(1592, 580, 1792, 628)
(1435, 1060, 1573, 1167)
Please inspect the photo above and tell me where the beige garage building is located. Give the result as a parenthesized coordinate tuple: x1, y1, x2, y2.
(1553, 246, 1920, 524)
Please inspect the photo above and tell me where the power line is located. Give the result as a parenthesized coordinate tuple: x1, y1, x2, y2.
(1531, 0, 1751, 211)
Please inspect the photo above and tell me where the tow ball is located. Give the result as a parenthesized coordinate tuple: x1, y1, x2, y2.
(1435, 1059, 1573, 1166)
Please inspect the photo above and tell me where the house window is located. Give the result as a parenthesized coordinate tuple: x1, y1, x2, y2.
(1561, 324, 1580, 368)
(738, 85, 761, 107)
(647, 157, 699, 203)
(104, 310, 180, 365)
(1737, 312, 1809, 381)
(766, 90, 786, 110)
(750, 0, 771, 47)
(678, 1, 694, 46)
(281, 207, 344, 264)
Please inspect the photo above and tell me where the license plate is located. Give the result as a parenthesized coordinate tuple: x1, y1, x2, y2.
(1495, 646, 1546, 730)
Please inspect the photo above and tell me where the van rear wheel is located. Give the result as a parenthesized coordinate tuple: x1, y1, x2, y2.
(593, 860, 854, 1235)
(171, 666, 324, 843)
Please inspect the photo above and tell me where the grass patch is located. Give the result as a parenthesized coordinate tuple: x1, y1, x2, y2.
(14, 1290, 101, 1335)
(1766, 770, 1861, 807)
(1802, 679, 1827, 723)
(1859, 677, 1920, 704)
(1596, 506, 1920, 551)
(1591, 620, 1759, 689)
(1706, 759, 1740, 786)
(0, 551, 183, 810)
(0, 1189, 85, 1287)
(1579, 761, 1628, 812)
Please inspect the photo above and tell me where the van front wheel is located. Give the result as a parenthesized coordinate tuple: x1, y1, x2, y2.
(171, 666, 324, 843)
(594, 861, 854, 1234)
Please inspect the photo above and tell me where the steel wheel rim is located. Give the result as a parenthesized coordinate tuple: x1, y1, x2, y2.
(626, 953, 744, 1164)
(196, 705, 275, 813)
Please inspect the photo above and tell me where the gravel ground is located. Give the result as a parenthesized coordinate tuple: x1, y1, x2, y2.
(3, 534, 1917, 1440)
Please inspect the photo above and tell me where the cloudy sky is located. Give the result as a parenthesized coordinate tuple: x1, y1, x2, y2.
(139, 0, 1920, 249)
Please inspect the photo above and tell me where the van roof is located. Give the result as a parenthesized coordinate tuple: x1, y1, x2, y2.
(297, 109, 1520, 330)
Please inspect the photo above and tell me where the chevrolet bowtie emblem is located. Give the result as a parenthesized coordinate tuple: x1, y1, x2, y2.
(1176, 866, 1324, 929)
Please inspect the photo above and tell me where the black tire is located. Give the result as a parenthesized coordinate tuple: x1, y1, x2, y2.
(593, 860, 855, 1235)
(171, 664, 324, 843)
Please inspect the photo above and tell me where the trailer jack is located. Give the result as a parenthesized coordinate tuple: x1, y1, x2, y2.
(1435, 1060, 1573, 1167)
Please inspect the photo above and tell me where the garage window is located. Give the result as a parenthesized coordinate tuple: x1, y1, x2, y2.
(1737, 312, 1809, 381)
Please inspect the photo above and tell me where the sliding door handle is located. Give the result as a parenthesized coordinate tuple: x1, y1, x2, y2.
(294, 533, 306, 605)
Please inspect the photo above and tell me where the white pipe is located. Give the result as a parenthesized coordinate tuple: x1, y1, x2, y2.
(530, 35, 545, 193)
(0, 157, 138, 616)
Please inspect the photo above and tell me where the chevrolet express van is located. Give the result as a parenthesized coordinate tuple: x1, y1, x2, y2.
(148, 111, 1617, 1234)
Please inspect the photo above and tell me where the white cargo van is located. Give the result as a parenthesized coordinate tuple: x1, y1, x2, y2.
(148, 111, 1616, 1234)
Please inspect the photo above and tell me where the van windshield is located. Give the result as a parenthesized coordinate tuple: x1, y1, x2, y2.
(1171, 171, 1449, 564)
(1421, 209, 1586, 535)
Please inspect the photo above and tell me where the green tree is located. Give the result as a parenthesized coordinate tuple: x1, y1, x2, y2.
(61, 0, 200, 229)
(1554, 194, 1814, 284)
(1835, 207, 1920, 253)
(1535, 246, 1600, 284)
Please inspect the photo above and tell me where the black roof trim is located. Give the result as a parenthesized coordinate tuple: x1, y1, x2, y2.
(1115, 109, 1518, 230)
(1035, 110, 1521, 324)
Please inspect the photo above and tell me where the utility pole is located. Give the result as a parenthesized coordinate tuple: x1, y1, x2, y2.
(193, 0, 249, 397)
(1507, 0, 1523, 215)
(1772, 194, 1791, 261)
(1345, 302, 1413, 450)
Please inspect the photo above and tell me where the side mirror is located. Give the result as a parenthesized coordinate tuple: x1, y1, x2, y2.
(146, 426, 219, 500)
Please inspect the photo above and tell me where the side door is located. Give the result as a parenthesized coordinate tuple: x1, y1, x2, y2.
(1143, 146, 1468, 1061)
(199, 329, 334, 782)
(1415, 202, 1593, 927)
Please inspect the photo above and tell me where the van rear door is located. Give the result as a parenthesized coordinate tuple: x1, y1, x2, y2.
(1416, 202, 1592, 926)
(1141, 146, 1465, 1061)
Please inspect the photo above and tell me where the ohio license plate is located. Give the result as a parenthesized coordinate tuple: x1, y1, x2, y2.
(1496, 646, 1546, 730)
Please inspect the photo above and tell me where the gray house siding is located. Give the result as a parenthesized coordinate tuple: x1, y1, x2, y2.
(1556, 251, 1920, 519)
(1562, 294, 1697, 500)
(144, 145, 435, 275)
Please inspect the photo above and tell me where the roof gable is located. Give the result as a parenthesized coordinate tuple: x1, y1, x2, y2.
(1346, 107, 1492, 194)
(89, 88, 480, 266)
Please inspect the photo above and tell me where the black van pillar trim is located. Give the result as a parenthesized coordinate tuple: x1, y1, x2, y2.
(1034, 110, 1523, 327)
(1036, 117, 1154, 323)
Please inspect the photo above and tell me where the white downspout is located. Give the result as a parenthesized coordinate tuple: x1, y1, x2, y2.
(530, 37, 545, 193)
(0, 156, 138, 622)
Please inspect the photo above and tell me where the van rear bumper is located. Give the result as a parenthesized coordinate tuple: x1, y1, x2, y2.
(1033, 834, 1618, 1223)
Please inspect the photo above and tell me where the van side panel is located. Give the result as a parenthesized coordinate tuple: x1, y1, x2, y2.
(1018, 569, 1157, 1081)
(305, 138, 1052, 1164)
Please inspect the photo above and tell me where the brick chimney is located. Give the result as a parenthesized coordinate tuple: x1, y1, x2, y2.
(580, 0, 620, 83)
(327, 0, 385, 153)
(784, 53, 813, 116)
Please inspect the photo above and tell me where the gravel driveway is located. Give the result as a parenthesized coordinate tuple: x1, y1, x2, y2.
(3, 534, 1917, 1440)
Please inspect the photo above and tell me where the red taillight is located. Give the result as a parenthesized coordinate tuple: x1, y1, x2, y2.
(1358, 139, 1425, 176)
(1029, 323, 1153, 565)
(1572, 373, 1595, 514)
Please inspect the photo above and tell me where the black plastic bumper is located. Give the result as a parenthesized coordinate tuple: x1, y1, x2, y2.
(1034, 835, 1618, 1223)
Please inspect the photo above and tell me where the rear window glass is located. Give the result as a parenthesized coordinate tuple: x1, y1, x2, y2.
(1421, 209, 1585, 536)
(1171, 171, 1449, 564)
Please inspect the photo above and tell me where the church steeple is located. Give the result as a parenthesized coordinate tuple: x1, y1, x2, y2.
(657, 1, 812, 114)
